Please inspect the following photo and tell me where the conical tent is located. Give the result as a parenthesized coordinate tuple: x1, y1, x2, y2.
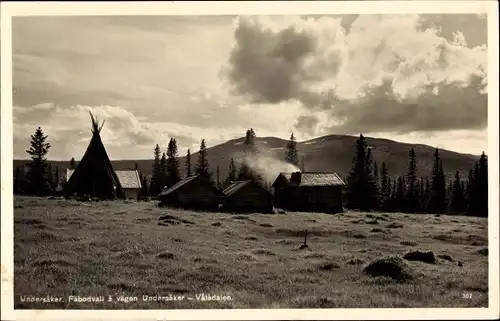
(64, 112, 123, 199)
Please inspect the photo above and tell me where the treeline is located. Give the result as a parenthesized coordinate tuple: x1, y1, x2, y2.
(344, 134, 488, 217)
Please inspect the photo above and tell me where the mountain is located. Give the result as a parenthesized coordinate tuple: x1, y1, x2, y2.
(13, 134, 480, 184)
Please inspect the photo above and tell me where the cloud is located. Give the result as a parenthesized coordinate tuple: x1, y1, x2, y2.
(223, 15, 488, 136)
(13, 103, 292, 160)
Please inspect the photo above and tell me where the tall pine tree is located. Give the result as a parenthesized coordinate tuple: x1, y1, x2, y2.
(185, 149, 192, 177)
(25, 127, 51, 195)
(405, 148, 419, 213)
(166, 138, 181, 188)
(450, 171, 465, 214)
(379, 162, 390, 211)
(345, 134, 377, 211)
(150, 144, 162, 196)
(285, 133, 299, 167)
(70, 157, 76, 169)
(428, 148, 447, 214)
(225, 158, 238, 186)
(238, 129, 259, 181)
(394, 176, 406, 212)
(364, 147, 378, 210)
(195, 139, 211, 180)
(477, 152, 488, 217)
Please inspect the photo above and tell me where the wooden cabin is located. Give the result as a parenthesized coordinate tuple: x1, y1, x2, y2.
(157, 175, 220, 211)
(272, 171, 345, 214)
(221, 180, 273, 214)
(67, 169, 142, 200)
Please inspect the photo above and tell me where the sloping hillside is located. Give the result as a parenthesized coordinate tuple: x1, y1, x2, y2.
(13, 134, 480, 183)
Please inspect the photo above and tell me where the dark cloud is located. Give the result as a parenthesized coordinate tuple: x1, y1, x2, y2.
(223, 15, 488, 135)
(223, 16, 319, 104)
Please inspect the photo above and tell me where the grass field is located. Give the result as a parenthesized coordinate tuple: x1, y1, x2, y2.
(13, 195, 489, 309)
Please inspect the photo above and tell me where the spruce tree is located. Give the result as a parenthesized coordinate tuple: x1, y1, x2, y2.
(345, 134, 367, 210)
(477, 152, 488, 217)
(285, 133, 299, 167)
(166, 138, 181, 188)
(195, 139, 211, 180)
(25, 127, 51, 195)
(150, 144, 162, 196)
(238, 128, 260, 181)
(364, 147, 378, 210)
(70, 157, 76, 169)
(428, 148, 447, 214)
(405, 148, 419, 213)
(450, 171, 465, 214)
(185, 149, 192, 177)
(226, 158, 238, 186)
(394, 176, 406, 212)
(379, 162, 390, 211)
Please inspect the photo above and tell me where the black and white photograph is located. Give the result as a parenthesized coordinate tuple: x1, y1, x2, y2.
(1, 1, 499, 320)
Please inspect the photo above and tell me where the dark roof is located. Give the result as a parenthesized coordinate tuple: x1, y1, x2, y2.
(158, 175, 199, 197)
(276, 172, 345, 187)
(67, 169, 142, 189)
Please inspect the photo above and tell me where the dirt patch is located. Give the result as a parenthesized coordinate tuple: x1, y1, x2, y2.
(363, 256, 414, 282)
(317, 262, 340, 271)
(403, 250, 436, 264)
(365, 220, 379, 225)
(159, 214, 195, 225)
(156, 252, 175, 260)
(400, 240, 418, 246)
(387, 223, 404, 229)
(347, 258, 364, 265)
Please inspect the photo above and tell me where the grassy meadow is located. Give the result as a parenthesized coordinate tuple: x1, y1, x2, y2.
(13, 195, 489, 309)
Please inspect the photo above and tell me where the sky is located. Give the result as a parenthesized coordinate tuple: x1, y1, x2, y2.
(11, 14, 488, 160)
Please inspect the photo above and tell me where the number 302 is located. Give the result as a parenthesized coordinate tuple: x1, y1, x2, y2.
(462, 292, 473, 299)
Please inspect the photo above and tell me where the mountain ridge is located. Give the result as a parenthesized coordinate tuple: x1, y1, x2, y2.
(13, 134, 481, 184)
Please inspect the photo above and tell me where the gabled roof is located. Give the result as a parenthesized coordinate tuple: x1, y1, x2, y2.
(67, 169, 142, 189)
(275, 172, 345, 187)
(116, 171, 142, 189)
(158, 175, 199, 197)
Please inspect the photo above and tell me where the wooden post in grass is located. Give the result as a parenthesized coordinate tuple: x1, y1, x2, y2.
(300, 229, 308, 249)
